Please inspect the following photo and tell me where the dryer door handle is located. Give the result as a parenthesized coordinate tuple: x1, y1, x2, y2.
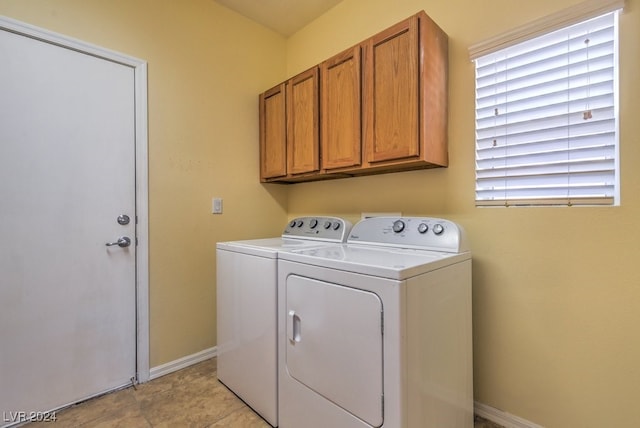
(288, 310, 301, 343)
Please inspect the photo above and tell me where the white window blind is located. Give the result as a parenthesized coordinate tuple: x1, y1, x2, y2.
(474, 11, 619, 206)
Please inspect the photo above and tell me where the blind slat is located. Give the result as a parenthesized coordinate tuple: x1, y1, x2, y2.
(476, 197, 614, 207)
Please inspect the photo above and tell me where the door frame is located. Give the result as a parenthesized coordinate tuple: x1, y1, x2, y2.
(0, 16, 150, 382)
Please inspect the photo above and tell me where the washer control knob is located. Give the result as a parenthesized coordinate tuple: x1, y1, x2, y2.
(332, 222, 341, 230)
(296, 220, 304, 227)
(418, 223, 429, 234)
(289, 220, 297, 228)
(392, 220, 405, 233)
(433, 224, 444, 235)
(323, 221, 332, 229)
(310, 219, 318, 229)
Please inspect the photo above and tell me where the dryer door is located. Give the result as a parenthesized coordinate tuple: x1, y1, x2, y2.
(285, 275, 384, 427)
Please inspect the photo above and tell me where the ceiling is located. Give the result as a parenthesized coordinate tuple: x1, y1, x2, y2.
(214, 0, 344, 37)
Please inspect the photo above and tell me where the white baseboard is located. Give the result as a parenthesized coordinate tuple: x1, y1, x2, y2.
(148, 346, 217, 381)
(475, 402, 545, 428)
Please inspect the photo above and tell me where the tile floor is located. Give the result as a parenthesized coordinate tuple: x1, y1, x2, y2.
(25, 358, 502, 427)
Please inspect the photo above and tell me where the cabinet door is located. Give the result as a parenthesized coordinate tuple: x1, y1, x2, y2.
(363, 15, 419, 163)
(287, 67, 320, 175)
(321, 46, 362, 170)
(259, 83, 287, 180)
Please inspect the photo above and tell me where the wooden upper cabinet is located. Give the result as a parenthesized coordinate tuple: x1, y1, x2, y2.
(321, 45, 362, 171)
(259, 83, 287, 180)
(363, 11, 448, 169)
(258, 10, 448, 183)
(287, 67, 320, 176)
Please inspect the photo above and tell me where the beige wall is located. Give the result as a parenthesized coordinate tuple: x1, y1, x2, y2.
(285, 0, 640, 427)
(0, 0, 289, 366)
(2, 0, 639, 426)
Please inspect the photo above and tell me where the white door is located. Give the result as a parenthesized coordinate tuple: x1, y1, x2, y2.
(285, 275, 384, 427)
(0, 22, 140, 419)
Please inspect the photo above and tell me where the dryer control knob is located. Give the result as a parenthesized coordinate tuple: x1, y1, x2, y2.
(392, 220, 405, 233)
(323, 221, 332, 229)
(289, 220, 297, 227)
(296, 220, 304, 227)
(332, 222, 341, 230)
(418, 223, 429, 234)
(433, 224, 444, 235)
(310, 219, 318, 229)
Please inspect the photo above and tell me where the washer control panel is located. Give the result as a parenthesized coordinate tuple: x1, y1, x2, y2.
(348, 217, 468, 253)
(282, 216, 352, 242)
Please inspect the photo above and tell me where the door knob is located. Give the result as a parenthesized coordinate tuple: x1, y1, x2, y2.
(105, 237, 131, 247)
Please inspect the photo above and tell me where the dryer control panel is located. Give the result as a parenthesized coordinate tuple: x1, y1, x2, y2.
(283, 217, 352, 242)
(348, 217, 468, 253)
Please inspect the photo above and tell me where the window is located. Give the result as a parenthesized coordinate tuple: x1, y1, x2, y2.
(472, 6, 621, 207)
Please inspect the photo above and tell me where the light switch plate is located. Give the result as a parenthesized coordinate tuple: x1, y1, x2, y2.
(212, 198, 223, 214)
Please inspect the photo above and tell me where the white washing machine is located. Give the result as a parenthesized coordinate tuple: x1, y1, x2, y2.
(277, 216, 473, 428)
(216, 216, 352, 427)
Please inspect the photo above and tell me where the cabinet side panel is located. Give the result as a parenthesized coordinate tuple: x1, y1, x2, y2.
(321, 46, 362, 170)
(419, 11, 449, 167)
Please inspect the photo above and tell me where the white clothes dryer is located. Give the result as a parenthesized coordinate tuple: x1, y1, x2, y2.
(216, 217, 352, 427)
(277, 216, 473, 428)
